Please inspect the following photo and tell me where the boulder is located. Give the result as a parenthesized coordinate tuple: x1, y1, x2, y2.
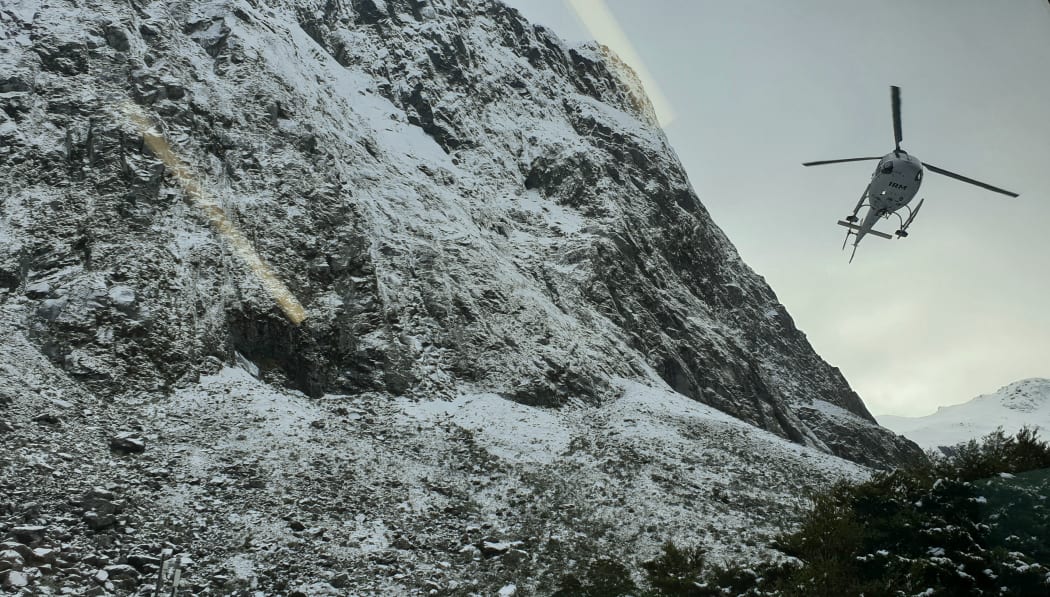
(81, 488, 121, 530)
(0, 549, 24, 572)
(1, 570, 28, 589)
(127, 553, 160, 571)
(109, 433, 145, 453)
(32, 412, 62, 426)
(36, 297, 67, 321)
(25, 281, 51, 299)
(30, 547, 57, 565)
(103, 564, 139, 579)
(502, 548, 529, 567)
(9, 526, 46, 544)
(107, 285, 136, 312)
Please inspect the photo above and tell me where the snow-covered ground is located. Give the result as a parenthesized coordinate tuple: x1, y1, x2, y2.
(878, 378, 1050, 449)
(135, 361, 868, 593)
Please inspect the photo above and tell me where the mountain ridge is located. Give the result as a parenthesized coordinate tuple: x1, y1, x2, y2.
(879, 378, 1050, 450)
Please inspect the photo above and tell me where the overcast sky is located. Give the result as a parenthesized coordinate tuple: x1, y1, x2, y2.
(503, 0, 1050, 417)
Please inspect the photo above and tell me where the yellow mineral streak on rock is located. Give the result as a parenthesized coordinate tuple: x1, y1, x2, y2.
(122, 102, 307, 325)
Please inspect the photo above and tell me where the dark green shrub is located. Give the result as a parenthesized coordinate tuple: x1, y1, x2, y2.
(934, 426, 1050, 481)
(640, 541, 719, 596)
(544, 428, 1050, 596)
(1010, 426, 1050, 471)
(551, 557, 638, 597)
(661, 427, 1050, 597)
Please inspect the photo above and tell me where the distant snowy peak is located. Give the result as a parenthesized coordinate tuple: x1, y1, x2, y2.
(878, 378, 1050, 450)
(984, 378, 1050, 413)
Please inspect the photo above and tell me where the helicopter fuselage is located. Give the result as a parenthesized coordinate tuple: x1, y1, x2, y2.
(851, 151, 923, 245)
(867, 151, 923, 214)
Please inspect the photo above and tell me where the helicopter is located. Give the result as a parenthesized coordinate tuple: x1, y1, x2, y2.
(803, 86, 1018, 262)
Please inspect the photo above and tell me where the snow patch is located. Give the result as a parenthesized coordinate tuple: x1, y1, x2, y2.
(401, 393, 572, 464)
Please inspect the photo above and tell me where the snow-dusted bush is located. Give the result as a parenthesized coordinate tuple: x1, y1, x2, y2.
(933, 426, 1050, 482)
(683, 427, 1050, 596)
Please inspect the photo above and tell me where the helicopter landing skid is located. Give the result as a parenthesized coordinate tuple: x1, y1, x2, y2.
(892, 199, 923, 238)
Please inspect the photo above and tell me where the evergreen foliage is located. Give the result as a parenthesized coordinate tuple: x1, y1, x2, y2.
(932, 426, 1050, 481)
(551, 557, 639, 597)
(639, 542, 714, 596)
(553, 427, 1050, 596)
(705, 426, 1050, 596)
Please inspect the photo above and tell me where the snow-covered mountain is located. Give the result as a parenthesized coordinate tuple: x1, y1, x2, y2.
(879, 378, 1050, 450)
(1, 0, 921, 593)
(0, 0, 919, 466)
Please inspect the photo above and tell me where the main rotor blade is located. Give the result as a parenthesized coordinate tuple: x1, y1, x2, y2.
(892, 85, 903, 151)
(802, 157, 882, 167)
(923, 163, 1019, 198)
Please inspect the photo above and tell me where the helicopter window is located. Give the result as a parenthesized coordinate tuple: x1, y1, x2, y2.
(881, 163, 894, 174)
(915, 170, 923, 181)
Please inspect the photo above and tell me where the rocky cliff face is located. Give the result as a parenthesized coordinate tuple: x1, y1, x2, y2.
(1, 0, 922, 594)
(1, 0, 920, 465)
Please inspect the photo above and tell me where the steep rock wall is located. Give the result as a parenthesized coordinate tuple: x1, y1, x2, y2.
(0, 0, 921, 467)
